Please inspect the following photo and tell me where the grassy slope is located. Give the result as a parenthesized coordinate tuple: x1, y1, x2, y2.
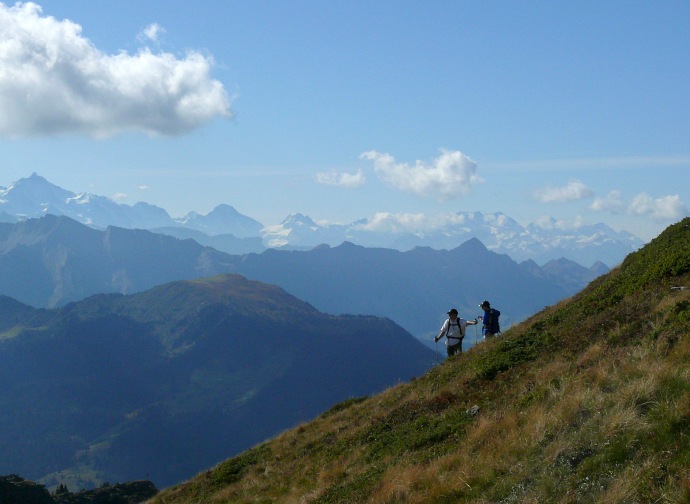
(150, 219, 690, 503)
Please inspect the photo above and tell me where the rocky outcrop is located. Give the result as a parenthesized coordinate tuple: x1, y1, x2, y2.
(0, 475, 158, 504)
(0, 475, 54, 504)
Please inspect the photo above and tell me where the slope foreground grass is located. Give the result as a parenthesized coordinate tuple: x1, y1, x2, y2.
(150, 218, 690, 503)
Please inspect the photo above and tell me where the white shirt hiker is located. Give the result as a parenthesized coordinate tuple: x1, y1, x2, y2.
(439, 317, 467, 345)
(435, 309, 478, 357)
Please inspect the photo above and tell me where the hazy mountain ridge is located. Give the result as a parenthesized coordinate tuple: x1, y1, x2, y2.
(0, 274, 434, 490)
(0, 173, 643, 266)
(150, 217, 690, 503)
(0, 214, 233, 307)
(0, 216, 604, 347)
(223, 237, 583, 340)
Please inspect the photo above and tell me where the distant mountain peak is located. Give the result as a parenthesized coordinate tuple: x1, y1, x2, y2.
(457, 236, 488, 251)
(177, 204, 263, 237)
(209, 203, 241, 215)
(282, 213, 318, 227)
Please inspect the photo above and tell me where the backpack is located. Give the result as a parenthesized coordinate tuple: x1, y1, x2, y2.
(446, 319, 465, 339)
(488, 309, 501, 334)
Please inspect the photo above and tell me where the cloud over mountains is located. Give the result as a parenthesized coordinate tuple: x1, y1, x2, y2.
(590, 190, 688, 220)
(534, 179, 593, 203)
(360, 149, 482, 200)
(534, 179, 688, 222)
(0, 2, 231, 137)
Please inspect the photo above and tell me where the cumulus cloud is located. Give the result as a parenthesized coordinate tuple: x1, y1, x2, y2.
(112, 192, 127, 201)
(629, 193, 688, 220)
(356, 212, 468, 234)
(360, 149, 481, 200)
(315, 169, 365, 188)
(589, 190, 687, 221)
(531, 214, 586, 231)
(590, 190, 625, 214)
(534, 179, 593, 203)
(0, 2, 231, 137)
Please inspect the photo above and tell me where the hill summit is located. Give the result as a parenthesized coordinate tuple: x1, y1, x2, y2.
(151, 217, 690, 503)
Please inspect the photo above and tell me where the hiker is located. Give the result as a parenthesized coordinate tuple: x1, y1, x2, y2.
(435, 308, 478, 357)
(480, 300, 501, 338)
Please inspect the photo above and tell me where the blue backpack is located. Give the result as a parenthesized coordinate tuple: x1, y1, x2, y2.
(488, 308, 501, 334)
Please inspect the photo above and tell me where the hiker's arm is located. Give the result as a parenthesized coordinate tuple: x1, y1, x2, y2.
(467, 320, 478, 325)
(435, 321, 448, 342)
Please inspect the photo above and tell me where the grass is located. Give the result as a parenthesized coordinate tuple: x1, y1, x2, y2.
(149, 218, 690, 503)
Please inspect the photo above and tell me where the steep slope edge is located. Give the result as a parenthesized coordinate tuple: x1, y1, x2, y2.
(151, 218, 690, 503)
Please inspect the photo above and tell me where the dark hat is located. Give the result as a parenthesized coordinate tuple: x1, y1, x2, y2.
(480, 300, 490, 308)
(447, 308, 458, 315)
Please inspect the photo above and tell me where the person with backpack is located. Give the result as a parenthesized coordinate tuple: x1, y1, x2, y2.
(480, 300, 501, 338)
(434, 308, 478, 357)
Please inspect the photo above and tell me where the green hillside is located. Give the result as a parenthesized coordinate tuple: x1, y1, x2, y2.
(150, 218, 690, 503)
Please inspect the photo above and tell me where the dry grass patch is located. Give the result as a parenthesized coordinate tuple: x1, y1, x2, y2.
(370, 464, 438, 503)
(576, 342, 606, 369)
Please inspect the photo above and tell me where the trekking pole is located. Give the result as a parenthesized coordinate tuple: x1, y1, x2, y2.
(435, 339, 439, 363)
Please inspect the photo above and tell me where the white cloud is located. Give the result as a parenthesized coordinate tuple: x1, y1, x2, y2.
(138, 23, 165, 43)
(531, 215, 585, 231)
(315, 169, 365, 188)
(356, 212, 467, 234)
(0, 2, 231, 137)
(590, 190, 625, 214)
(138, 184, 150, 190)
(360, 149, 482, 200)
(534, 179, 593, 203)
(629, 193, 688, 220)
(590, 190, 688, 221)
(112, 192, 127, 201)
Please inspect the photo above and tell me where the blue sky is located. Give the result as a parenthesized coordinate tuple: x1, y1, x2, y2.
(0, 1, 688, 241)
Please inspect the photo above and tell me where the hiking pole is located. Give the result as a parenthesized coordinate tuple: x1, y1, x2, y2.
(435, 338, 439, 363)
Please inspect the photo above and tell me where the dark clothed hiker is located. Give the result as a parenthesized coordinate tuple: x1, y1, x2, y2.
(480, 300, 501, 338)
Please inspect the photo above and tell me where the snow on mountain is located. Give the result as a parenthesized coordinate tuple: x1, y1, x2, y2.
(523, 218, 643, 266)
(261, 211, 644, 266)
(262, 213, 349, 248)
(0, 174, 261, 237)
(1, 173, 644, 266)
(0, 172, 74, 217)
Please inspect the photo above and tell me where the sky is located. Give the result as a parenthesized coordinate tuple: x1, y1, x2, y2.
(0, 1, 688, 242)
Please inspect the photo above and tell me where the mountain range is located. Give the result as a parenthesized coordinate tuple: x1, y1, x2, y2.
(0, 215, 606, 346)
(1, 173, 643, 266)
(0, 274, 434, 489)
